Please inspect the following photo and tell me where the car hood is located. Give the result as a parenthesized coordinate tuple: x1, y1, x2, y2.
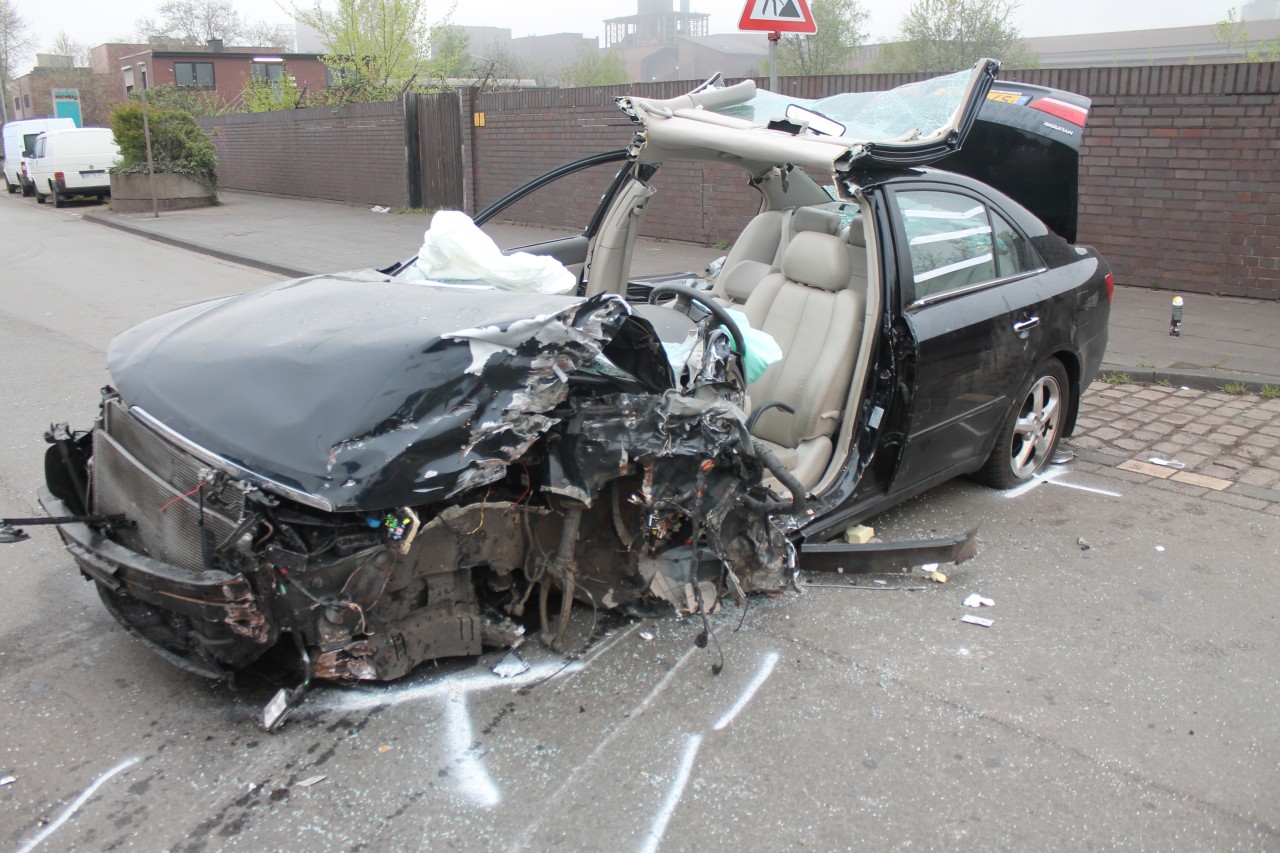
(108, 271, 673, 511)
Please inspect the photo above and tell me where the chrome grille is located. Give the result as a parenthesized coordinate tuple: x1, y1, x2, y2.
(93, 400, 240, 572)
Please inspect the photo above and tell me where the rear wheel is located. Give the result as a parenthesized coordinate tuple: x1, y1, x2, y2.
(51, 186, 64, 208)
(973, 358, 1069, 489)
(21, 180, 34, 198)
(35, 189, 46, 204)
(4, 177, 16, 194)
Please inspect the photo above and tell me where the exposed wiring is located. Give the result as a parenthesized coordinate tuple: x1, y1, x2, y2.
(159, 481, 204, 513)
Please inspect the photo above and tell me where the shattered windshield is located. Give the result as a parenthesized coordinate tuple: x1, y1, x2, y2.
(715, 68, 976, 143)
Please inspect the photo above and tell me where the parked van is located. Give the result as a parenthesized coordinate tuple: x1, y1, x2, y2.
(3, 117, 76, 196)
(28, 127, 120, 207)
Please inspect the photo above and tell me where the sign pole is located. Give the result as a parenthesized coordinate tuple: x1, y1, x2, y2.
(139, 89, 160, 219)
(768, 31, 779, 92)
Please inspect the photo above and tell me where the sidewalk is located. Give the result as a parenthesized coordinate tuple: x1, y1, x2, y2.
(84, 190, 1280, 389)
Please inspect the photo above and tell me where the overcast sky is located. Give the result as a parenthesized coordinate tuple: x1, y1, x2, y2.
(14, 0, 1253, 71)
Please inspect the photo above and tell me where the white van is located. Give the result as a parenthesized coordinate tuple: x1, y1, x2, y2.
(3, 117, 76, 196)
(28, 127, 121, 207)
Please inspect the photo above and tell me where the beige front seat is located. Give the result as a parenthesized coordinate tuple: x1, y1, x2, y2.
(742, 231, 864, 491)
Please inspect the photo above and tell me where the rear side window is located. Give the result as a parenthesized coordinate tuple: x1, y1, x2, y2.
(23, 133, 40, 155)
(896, 189, 1042, 303)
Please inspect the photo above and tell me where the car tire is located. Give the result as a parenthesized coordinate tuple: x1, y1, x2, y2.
(4, 177, 15, 194)
(51, 186, 64, 208)
(21, 181, 34, 198)
(35, 189, 46, 204)
(973, 358, 1069, 489)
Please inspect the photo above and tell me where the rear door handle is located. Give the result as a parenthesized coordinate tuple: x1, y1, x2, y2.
(1012, 316, 1040, 333)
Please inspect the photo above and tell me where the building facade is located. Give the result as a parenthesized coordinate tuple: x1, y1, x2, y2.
(116, 42, 329, 107)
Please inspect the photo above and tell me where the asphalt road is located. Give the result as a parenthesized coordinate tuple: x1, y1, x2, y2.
(1, 195, 1277, 851)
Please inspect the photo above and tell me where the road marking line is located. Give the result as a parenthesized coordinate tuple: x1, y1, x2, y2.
(17, 757, 140, 853)
(637, 734, 703, 853)
(713, 650, 779, 731)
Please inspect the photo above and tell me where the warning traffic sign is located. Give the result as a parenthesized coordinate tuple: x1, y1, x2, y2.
(738, 0, 817, 33)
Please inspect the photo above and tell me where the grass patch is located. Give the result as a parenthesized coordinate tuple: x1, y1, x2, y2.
(1100, 372, 1131, 385)
(1221, 381, 1248, 395)
(712, 240, 730, 251)
(1261, 385, 1280, 399)
(396, 207, 433, 215)
(1136, 360, 1155, 368)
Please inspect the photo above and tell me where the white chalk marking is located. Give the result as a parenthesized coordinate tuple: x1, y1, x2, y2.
(637, 734, 703, 853)
(1003, 467, 1063, 498)
(509, 645, 698, 852)
(1046, 479, 1122, 498)
(17, 757, 140, 853)
(444, 688, 501, 807)
(713, 650, 779, 731)
(312, 659, 577, 713)
(548, 621, 644, 688)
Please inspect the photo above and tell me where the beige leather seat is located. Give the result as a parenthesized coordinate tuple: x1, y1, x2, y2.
(742, 231, 864, 491)
(712, 207, 844, 307)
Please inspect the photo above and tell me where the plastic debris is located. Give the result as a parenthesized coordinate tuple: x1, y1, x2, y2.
(927, 571, 947, 584)
(492, 649, 530, 678)
(963, 593, 995, 608)
(843, 524, 875, 545)
(1155, 545, 1166, 552)
(639, 630, 655, 641)
(0, 774, 15, 787)
(371, 205, 391, 213)
(1077, 537, 1091, 551)
(961, 614, 994, 627)
(378, 745, 392, 754)
(1146, 456, 1186, 469)
(1052, 449, 1075, 465)
(296, 775, 326, 788)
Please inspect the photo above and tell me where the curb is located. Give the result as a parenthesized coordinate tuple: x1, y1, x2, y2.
(1097, 363, 1279, 394)
(82, 210, 313, 280)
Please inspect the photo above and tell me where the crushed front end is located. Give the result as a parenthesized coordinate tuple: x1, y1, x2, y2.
(40, 287, 791, 686)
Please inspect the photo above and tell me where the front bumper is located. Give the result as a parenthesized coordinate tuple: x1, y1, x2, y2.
(39, 488, 271, 679)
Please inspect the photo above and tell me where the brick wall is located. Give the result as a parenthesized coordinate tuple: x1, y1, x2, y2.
(199, 101, 409, 207)
(467, 63, 1280, 300)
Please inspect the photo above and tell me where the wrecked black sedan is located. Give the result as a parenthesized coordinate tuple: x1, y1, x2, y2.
(34, 61, 1109, 697)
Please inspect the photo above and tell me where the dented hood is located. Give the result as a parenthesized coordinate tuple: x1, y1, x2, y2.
(108, 272, 672, 511)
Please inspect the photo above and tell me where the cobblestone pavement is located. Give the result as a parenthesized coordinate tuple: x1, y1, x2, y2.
(1067, 382, 1280, 516)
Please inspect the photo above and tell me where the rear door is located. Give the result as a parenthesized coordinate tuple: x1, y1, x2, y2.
(886, 182, 1060, 489)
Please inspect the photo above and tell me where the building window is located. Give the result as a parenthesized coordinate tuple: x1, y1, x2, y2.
(23, 94, 30, 108)
(175, 61, 215, 88)
(252, 61, 285, 83)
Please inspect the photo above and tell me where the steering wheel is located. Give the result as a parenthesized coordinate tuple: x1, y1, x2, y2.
(647, 283, 746, 359)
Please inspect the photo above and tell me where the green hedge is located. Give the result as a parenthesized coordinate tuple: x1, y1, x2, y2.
(110, 103, 218, 187)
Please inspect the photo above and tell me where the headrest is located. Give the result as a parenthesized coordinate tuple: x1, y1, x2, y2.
(843, 219, 867, 247)
(791, 206, 841, 236)
(719, 259, 773, 303)
(782, 231, 852, 292)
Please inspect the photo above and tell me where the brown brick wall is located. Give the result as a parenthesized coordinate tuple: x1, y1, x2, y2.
(467, 63, 1280, 299)
(199, 101, 409, 207)
(194, 63, 1280, 299)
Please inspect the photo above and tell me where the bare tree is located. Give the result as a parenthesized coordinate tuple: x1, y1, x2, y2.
(49, 31, 90, 67)
(1, 0, 38, 122)
(137, 0, 292, 49)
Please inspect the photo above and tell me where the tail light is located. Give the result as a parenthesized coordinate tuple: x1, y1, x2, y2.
(1104, 273, 1114, 304)
(20, 161, 27, 176)
(54, 171, 65, 182)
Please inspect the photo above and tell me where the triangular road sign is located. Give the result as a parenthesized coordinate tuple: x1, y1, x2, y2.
(738, 0, 817, 33)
